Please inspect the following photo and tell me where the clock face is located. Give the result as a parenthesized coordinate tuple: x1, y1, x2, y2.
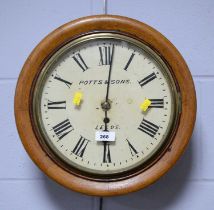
(33, 33, 179, 176)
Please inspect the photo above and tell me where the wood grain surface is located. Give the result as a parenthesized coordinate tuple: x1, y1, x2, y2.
(14, 15, 196, 196)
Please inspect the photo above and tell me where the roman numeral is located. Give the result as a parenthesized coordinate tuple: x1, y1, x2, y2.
(138, 72, 157, 87)
(52, 119, 73, 140)
(72, 136, 89, 158)
(99, 46, 112, 65)
(72, 53, 88, 72)
(54, 74, 72, 88)
(47, 100, 66, 109)
(149, 99, 164, 108)
(126, 139, 138, 156)
(124, 53, 135, 70)
(138, 118, 159, 138)
(103, 142, 111, 163)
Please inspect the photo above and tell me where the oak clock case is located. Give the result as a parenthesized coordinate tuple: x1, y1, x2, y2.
(15, 15, 196, 196)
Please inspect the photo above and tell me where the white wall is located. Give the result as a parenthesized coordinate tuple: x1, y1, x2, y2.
(0, 0, 213, 209)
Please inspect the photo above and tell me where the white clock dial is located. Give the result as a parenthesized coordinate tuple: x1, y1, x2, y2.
(33, 33, 179, 175)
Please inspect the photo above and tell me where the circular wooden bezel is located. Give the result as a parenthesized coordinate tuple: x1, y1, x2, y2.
(14, 15, 196, 196)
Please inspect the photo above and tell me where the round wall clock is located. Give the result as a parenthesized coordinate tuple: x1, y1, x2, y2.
(15, 15, 196, 196)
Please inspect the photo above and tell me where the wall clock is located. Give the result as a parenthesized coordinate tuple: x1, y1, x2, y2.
(15, 15, 196, 196)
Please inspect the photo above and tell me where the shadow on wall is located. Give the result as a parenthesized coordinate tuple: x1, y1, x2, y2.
(104, 137, 196, 210)
(42, 135, 196, 210)
(43, 176, 96, 210)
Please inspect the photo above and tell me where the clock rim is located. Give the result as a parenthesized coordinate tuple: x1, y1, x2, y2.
(32, 32, 180, 178)
(14, 15, 196, 196)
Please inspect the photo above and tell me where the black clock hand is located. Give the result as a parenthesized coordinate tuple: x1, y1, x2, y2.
(105, 44, 115, 102)
(102, 44, 115, 131)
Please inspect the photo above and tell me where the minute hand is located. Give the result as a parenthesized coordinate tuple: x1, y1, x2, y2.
(104, 44, 115, 131)
(105, 44, 115, 102)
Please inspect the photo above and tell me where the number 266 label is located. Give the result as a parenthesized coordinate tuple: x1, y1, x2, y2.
(95, 131, 115, 142)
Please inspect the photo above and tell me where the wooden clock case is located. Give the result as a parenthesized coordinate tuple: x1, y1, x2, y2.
(15, 15, 196, 196)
